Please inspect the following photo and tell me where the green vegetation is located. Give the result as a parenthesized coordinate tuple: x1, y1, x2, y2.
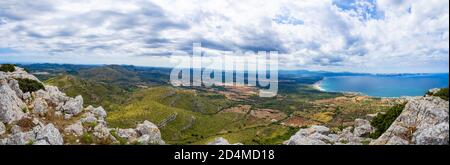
(45, 75, 130, 111)
(39, 64, 395, 144)
(81, 133, 94, 144)
(17, 78, 45, 93)
(429, 88, 449, 101)
(369, 103, 406, 139)
(0, 64, 16, 72)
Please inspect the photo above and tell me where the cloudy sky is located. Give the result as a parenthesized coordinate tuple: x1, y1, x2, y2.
(0, 0, 448, 73)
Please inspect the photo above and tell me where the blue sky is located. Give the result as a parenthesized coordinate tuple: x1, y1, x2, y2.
(0, 0, 448, 73)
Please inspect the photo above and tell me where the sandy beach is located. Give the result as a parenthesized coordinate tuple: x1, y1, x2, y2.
(312, 80, 325, 91)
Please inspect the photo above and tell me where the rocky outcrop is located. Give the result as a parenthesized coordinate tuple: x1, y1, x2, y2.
(285, 94, 449, 145)
(0, 66, 165, 145)
(0, 80, 26, 124)
(62, 95, 83, 115)
(371, 96, 449, 145)
(284, 122, 373, 145)
(207, 137, 242, 145)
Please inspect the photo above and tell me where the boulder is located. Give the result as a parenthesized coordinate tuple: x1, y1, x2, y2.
(371, 96, 449, 145)
(115, 128, 138, 142)
(0, 122, 5, 135)
(32, 98, 48, 116)
(36, 123, 64, 145)
(7, 131, 36, 145)
(7, 79, 23, 99)
(91, 106, 107, 118)
(0, 81, 26, 123)
(413, 122, 449, 145)
(62, 95, 83, 115)
(353, 119, 374, 137)
(136, 120, 165, 145)
(64, 121, 84, 136)
(207, 137, 233, 145)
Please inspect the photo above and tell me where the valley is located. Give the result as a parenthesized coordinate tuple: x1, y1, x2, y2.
(20, 64, 397, 144)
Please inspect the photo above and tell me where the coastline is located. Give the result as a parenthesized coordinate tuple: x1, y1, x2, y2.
(312, 79, 325, 91)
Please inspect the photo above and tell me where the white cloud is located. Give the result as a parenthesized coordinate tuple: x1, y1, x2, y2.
(0, 0, 448, 73)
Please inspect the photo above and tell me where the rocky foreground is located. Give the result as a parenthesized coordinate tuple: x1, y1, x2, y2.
(1, 66, 448, 145)
(1, 66, 165, 145)
(283, 91, 449, 145)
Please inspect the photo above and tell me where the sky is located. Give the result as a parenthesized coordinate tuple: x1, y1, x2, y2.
(0, 0, 449, 73)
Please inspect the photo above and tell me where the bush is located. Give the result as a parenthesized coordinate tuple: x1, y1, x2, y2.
(17, 78, 45, 93)
(369, 103, 406, 139)
(0, 64, 16, 72)
(81, 133, 94, 144)
(431, 88, 449, 101)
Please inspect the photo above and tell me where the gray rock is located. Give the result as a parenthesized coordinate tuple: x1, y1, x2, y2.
(93, 124, 110, 139)
(0, 81, 26, 124)
(7, 79, 23, 99)
(386, 136, 409, 145)
(1, 67, 40, 82)
(64, 114, 73, 120)
(0, 122, 5, 135)
(32, 98, 48, 116)
(413, 122, 449, 145)
(7, 131, 36, 145)
(11, 125, 22, 134)
(353, 119, 374, 137)
(116, 128, 138, 142)
(135, 120, 165, 145)
(22, 92, 31, 101)
(43, 86, 69, 105)
(284, 134, 328, 145)
(36, 123, 63, 145)
(208, 137, 231, 145)
(91, 106, 107, 118)
(81, 112, 97, 124)
(62, 95, 83, 115)
(64, 121, 84, 136)
(34, 140, 50, 145)
(371, 96, 449, 145)
(309, 125, 330, 135)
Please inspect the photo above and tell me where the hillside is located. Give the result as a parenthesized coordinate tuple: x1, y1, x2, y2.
(45, 75, 130, 111)
(1, 66, 165, 145)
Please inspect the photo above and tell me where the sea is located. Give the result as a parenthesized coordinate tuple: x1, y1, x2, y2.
(319, 73, 449, 97)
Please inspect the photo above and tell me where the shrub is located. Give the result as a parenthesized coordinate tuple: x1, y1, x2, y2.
(17, 78, 45, 93)
(369, 103, 406, 139)
(431, 88, 449, 101)
(81, 133, 94, 144)
(0, 64, 16, 72)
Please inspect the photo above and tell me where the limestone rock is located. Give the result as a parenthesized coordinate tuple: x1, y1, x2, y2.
(413, 122, 449, 145)
(0, 122, 5, 135)
(0, 81, 26, 123)
(64, 121, 84, 136)
(32, 98, 48, 116)
(353, 119, 374, 137)
(91, 106, 107, 118)
(36, 123, 63, 145)
(135, 120, 164, 145)
(62, 95, 83, 115)
(371, 96, 449, 145)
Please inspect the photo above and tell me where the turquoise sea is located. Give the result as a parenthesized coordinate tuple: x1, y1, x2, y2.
(319, 74, 449, 97)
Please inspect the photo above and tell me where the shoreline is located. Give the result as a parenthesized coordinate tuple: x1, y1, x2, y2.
(312, 79, 326, 91)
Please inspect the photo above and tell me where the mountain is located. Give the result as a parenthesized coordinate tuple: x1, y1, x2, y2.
(1, 65, 165, 145)
(45, 75, 130, 111)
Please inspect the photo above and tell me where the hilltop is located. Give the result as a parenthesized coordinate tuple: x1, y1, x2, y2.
(1, 65, 165, 145)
